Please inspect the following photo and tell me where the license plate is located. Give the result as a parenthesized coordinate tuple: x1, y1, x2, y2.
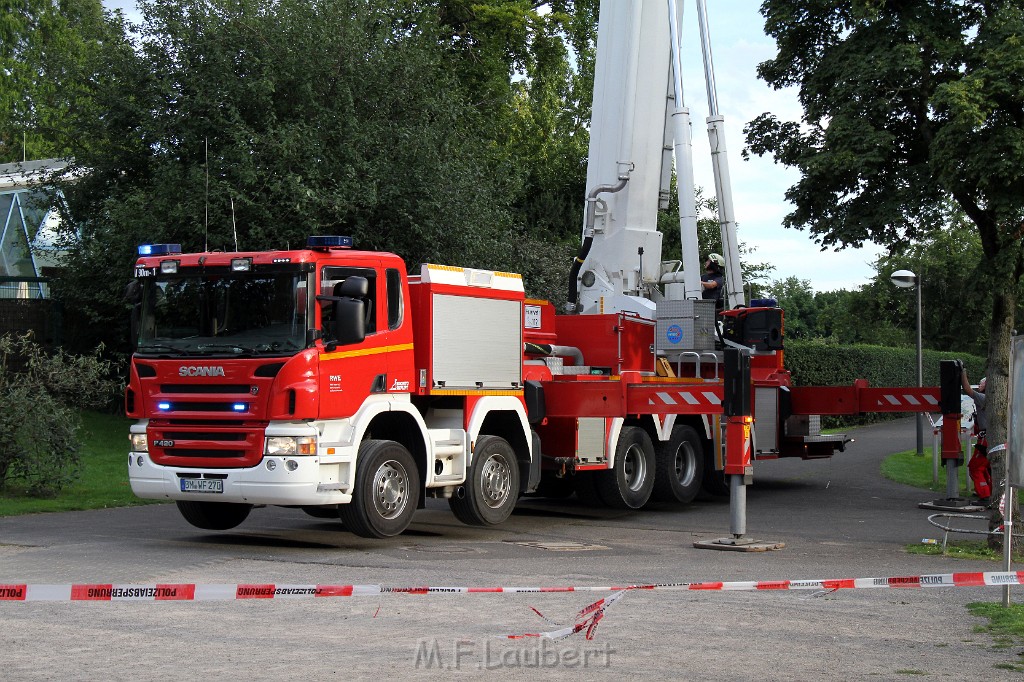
(180, 478, 223, 494)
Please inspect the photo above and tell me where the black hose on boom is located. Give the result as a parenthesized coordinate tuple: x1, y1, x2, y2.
(565, 177, 629, 312)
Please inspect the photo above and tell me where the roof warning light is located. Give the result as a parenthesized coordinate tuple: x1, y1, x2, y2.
(307, 236, 353, 250)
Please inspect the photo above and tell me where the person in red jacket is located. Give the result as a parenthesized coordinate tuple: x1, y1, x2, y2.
(961, 368, 990, 502)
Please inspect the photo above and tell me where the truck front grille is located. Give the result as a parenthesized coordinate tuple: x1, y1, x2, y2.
(160, 384, 252, 394)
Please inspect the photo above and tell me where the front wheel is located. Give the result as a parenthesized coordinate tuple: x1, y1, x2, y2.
(596, 426, 655, 509)
(652, 424, 705, 504)
(450, 436, 521, 526)
(340, 440, 420, 538)
(176, 501, 252, 530)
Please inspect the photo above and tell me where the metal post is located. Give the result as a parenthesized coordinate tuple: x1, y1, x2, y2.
(1004, 485, 1014, 607)
(919, 360, 974, 511)
(729, 474, 746, 537)
(932, 427, 940, 485)
(694, 348, 782, 551)
(916, 279, 924, 456)
(945, 459, 959, 499)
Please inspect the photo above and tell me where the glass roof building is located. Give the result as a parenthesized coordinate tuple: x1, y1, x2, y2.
(0, 159, 69, 298)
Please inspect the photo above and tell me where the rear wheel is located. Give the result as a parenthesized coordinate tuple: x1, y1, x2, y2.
(652, 424, 705, 504)
(340, 440, 420, 538)
(596, 426, 655, 509)
(176, 501, 252, 530)
(450, 436, 520, 526)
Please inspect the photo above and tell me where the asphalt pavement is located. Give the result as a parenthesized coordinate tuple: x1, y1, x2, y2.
(0, 418, 1020, 680)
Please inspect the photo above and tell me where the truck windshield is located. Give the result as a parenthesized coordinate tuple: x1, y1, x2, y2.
(135, 270, 308, 357)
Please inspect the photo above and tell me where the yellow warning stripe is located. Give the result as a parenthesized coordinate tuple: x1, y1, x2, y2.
(425, 264, 522, 279)
(429, 389, 524, 396)
(320, 343, 414, 361)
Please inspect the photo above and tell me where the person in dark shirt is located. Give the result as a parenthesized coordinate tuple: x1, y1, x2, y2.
(700, 253, 725, 307)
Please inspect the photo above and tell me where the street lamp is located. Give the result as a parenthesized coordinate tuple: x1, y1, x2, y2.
(891, 269, 924, 456)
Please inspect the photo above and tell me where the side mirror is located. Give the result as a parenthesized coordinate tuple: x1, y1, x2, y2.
(130, 304, 141, 351)
(333, 298, 366, 346)
(124, 281, 143, 352)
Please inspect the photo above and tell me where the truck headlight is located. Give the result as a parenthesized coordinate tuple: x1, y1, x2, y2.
(130, 433, 148, 453)
(265, 436, 316, 456)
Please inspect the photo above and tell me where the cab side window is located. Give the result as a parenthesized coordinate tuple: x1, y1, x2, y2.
(321, 266, 377, 340)
(386, 268, 403, 331)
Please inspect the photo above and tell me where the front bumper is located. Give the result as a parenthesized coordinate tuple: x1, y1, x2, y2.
(128, 419, 355, 506)
(128, 451, 352, 505)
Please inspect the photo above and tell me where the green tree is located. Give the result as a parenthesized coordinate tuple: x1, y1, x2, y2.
(0, 0, 111, 163)
(745, 0, 1024, 449)
(766, 276, 817, 339)
(47, 0, 524, 350)
(658, 185, 775, 299)
(873, 212, 995, 356)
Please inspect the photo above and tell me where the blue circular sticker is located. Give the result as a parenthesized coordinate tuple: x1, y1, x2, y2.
(666, 324, 683, 344)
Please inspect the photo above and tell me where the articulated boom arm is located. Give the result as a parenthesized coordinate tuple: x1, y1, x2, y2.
(573, 0, 744, 315)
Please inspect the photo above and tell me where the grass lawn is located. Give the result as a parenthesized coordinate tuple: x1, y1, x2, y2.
(881, 446, 971, 496)
(0, 411, 163, 516)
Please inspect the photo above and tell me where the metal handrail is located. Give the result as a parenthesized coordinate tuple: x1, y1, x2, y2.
(926, 512, 1024, 551)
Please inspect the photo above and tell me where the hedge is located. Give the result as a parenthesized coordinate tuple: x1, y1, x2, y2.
(782, 339, 987, 427)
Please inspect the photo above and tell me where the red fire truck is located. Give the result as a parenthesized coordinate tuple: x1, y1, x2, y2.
(126, 0, 961, 538)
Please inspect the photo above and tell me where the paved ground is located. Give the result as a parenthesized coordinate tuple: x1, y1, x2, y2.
(1, 418, 1021, 680)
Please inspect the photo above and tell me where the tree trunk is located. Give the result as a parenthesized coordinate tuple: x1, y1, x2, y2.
(986, 276, 1016, 546)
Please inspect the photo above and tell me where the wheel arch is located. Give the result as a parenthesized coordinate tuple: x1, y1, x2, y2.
(468, 397, 531, 465)
(362, 407, 429, 498)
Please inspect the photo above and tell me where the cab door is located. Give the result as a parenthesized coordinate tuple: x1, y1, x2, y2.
(318, 261, 387, 418)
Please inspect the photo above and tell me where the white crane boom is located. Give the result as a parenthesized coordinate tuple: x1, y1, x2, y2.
(569, 0, 745, 315)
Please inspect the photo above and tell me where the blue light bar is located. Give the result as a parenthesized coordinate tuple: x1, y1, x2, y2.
(232, 403, 247, 412)
(307, 235, 353, 249)
(138, 244, 183, 257)
(157, 402, 171, 411)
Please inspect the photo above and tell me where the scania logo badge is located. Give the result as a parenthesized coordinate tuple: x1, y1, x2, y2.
(250, 386, 259, 395)
(178, 366, 226, 377)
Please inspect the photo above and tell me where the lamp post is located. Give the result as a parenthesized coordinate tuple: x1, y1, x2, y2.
(891, 269, 924, 456)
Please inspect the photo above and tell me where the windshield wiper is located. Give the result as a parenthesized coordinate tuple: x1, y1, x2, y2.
(196, 342, 259, 355)
(135, 343, 192, 357)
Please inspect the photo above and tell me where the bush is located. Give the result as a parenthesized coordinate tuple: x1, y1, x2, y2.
(0, 334, 118, 497)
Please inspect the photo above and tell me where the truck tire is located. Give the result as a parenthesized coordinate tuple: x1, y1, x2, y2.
(450, 436, 520, 526)
(176, 501, 252, 530)
(596, 426, 655, 509)
(340, 440, 420, 538)
(652, 424, 705, 504)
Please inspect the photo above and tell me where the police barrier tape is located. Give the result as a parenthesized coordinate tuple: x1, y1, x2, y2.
(2, 570, 1023, 602)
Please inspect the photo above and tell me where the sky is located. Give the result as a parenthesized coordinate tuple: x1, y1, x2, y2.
(100, 0, 886, 293)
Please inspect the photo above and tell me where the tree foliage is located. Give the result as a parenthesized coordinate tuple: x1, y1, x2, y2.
(30, 0, 605, 351)
(0, 333, 117, 496)
(745, 0, 1024, 446)
(0, 0, 112, 163)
